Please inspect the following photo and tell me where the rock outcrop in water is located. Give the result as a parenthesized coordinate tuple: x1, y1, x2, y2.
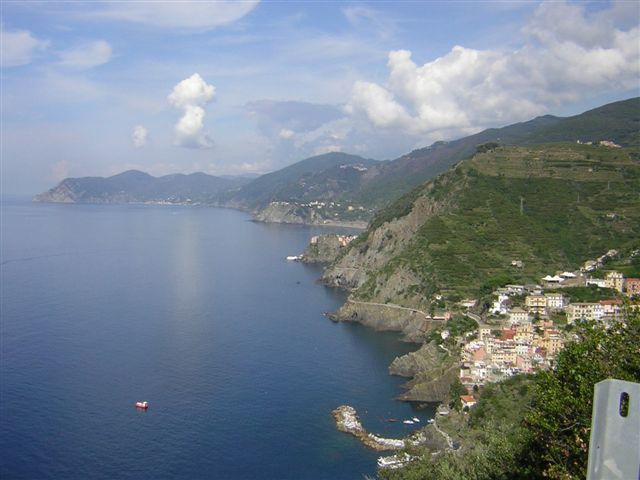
(332, 405, 444, 452)
(301, 234, 358, 264)
(328, 299, 436, 343)
(389, 343, 460, 402)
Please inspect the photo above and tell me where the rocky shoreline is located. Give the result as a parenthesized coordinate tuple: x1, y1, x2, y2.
(332, 405, 447, 453)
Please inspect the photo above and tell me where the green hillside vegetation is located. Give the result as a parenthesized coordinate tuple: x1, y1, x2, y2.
(546, 286, 619, 303)
(525, 97, 640, 147)
(351, 97, 640, 211)
(350, 143, 640, 303)
(33, 170, 250, 204)
(36, 98, 639, 220)
(227, 152, 378, 210)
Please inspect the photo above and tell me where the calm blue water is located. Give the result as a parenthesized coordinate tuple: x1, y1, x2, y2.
(1, 200, 430, 480)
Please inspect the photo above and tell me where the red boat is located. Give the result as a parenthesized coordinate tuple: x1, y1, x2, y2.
(135, 401, 149, 409)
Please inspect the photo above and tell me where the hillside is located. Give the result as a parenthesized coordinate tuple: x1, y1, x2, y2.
(323, 142, 640, 310)
(229, 97, 640, 224)
(352, 97, 640, 209)
(33, 170, 250, 205)
(34, 98, 638, 223)
(224, 152, 380, 222)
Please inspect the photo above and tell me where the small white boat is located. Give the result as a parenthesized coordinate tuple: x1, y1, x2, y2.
(135, 401, 149, 410)
(412, 417, 420, 423)
(402, 420, 414, 424)
(286, 255, 301, 261)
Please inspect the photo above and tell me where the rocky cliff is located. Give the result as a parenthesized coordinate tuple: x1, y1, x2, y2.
(253, 202, 319, 224)
(301, 234, 355, 264)
(389, 342, 460, 402)
(322, 140, 640, 404)
(325, 143, 640, 307)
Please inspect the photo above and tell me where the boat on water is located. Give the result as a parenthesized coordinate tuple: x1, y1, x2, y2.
(135, 401, 149, 409)
(402, 420, 414, 424)
(386, 418, 398, 423)
(286, 255, 301, 261)
(412, 417, 420, 423)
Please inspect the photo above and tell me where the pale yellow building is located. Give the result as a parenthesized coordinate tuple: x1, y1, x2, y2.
(605, 271, 624, 293)
(525, 294, 547, 316)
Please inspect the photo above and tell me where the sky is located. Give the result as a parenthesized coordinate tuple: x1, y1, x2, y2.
(1, 0, 639, 194)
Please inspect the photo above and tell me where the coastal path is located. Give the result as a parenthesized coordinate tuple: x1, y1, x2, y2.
(346, 299, 447, 321)
(432, 417, 455, 451)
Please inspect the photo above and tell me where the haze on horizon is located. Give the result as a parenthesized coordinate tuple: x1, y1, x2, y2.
(1, 0, 639, 195)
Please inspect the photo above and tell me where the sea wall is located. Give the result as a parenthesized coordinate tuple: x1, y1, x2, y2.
(332, 405, 447, 453)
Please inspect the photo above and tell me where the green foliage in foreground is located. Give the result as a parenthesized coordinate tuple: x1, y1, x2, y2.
(380, 310, 640, 480)
(525, 311, 640, 479)
(547, 285, 619, 303)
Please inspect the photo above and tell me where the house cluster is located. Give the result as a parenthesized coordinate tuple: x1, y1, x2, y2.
(457, 261, 638, 390)
(299, 200, 366, 213)
(459, 321, 564, 388)
(575, 139, 621, 148)
(339, 163, 368, 172)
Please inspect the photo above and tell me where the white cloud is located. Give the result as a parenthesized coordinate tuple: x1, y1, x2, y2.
(90, 0, 259, 30)
(0, 27, 48, 67)
(168, 73, 216, 149)
(132, 125, 148, 147)
(279, 128, 295, 140)
(346, 1, 640, 138)
(57, 40, 112, 69)
(168, 73, 215, 108)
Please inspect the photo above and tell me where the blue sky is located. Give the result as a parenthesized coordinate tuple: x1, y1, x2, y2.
(1, 1, 639, 194)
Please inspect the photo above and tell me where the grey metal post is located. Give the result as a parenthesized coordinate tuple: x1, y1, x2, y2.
(587, 379, 640, 480)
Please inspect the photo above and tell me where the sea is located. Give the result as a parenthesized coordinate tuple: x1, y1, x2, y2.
(1, 199, 432, 480)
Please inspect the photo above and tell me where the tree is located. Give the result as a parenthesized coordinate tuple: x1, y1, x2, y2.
(448, 378, 467, 411)
(523, 311, 640, 479)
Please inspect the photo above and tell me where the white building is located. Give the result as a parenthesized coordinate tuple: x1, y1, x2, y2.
(545, 293, 566, 311)
(509, 307, 530, 325)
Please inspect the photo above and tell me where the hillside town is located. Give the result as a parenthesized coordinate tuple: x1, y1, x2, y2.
(453, 250, 639, 392)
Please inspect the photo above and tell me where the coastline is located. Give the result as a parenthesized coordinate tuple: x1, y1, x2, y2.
(30, 197, 369, 230)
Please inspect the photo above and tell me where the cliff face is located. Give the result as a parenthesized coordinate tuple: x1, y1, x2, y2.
(321, 141, 640, 403)
(389, 342, 460, 402)
(321, 174, 459, 306)
(325, 143, 640, 307)
(330, 300, 436, 343)
(253, 202, 321, 225)
(302, 234, 353, 264)
(33, 180, 79, 203)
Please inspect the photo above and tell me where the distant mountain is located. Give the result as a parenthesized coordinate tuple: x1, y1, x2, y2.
(352, 97, 640, 209)
(229, 97, 640, 224)
(34, 98, 639, 224)
(224, 152, 380, 224)
(226, 152, 379, 208)
(33, 170, 251, 205)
